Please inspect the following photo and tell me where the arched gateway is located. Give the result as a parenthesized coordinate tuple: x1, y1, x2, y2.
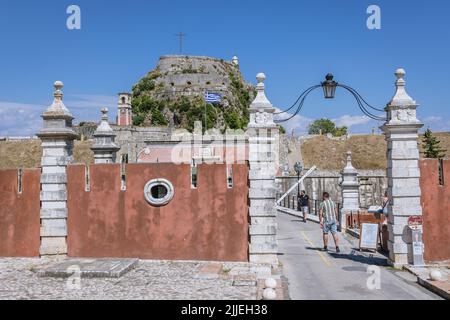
(251, 69, 423, 268)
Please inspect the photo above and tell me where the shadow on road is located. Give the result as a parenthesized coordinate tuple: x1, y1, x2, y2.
(328, 252, 388, 266)
(305, 246, 326, 252)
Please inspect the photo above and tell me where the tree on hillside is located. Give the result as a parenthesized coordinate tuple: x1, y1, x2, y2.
(308, 118, 347, 137)
(77, 122, 98, 140)
(422, 129, 447, 158)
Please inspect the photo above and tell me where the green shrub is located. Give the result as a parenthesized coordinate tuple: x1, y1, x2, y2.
(151, 108, 168, 126)
(133, 114, 146, 126)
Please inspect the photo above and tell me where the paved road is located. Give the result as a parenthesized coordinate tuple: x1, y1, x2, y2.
(278, 212, 441, 300)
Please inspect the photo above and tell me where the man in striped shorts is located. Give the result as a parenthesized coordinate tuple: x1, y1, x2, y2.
(319, 192, 340, 253)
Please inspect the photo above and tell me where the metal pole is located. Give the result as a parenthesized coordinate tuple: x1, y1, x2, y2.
(276, 166, 317, 205)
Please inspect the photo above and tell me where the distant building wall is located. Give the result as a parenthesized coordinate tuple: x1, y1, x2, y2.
(66, 163, 249, 261)
(113, 126, 173, 163)
(420, 159, 450, 262)
(137, 142, 249, 164)
(276, 170, 387, 208)
(0, 169, 40, 257)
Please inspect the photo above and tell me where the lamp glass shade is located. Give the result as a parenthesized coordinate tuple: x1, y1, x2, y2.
(322, 83, 337, 99)
(322, 73, 337, 99)
(294, 162, 303, 174)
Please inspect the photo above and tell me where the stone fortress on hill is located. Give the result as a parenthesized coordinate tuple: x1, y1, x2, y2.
(98, 54, 254, 164)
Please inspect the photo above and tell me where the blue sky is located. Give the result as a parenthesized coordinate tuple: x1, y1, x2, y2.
(0, 0, 449, 136)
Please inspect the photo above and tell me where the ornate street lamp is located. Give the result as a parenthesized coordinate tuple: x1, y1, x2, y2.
(321, 73, 338, 99)
(274, 74, 386, 123)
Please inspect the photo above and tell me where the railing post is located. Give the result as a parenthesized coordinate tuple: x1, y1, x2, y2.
(340, 151, 360, 232)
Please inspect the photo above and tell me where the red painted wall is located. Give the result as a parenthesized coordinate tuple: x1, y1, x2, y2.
(0, 169, 40, 257)
(67, 163, 249, 261)
(420, 159, 450, 262)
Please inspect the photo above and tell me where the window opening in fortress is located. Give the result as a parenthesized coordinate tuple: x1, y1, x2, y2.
(17, 168, 23, 194)
(191, 165, 198, 189)
(151, 185, 168, 199)
(439, 158, 445, 186)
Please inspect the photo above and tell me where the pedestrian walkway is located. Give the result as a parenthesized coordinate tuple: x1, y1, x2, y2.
(277, 212, 441, 300)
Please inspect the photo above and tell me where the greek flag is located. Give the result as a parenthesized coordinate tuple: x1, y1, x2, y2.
(204, 91, 221, 104)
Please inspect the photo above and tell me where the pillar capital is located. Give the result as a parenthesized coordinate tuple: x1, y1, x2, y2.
(91, 108, 120, 164)
(37, 81, 77, 140)
(342, 151, 358, 175)
(383, 69, 423, 129)
(248, 73, 277, 129)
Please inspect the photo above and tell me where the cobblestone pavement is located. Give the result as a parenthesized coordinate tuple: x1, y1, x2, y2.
(0, 258, 264, 300)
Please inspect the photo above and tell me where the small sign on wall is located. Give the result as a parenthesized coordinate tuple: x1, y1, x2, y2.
(408, 215, 425, 266)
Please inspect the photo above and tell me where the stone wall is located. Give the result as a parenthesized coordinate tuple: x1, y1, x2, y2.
(113, 126, 173, 163)
(153, 55, 239, 100)
(66, 163, 249, 262)
(0, 169, 41, 257)
(276, 170, 387, 208)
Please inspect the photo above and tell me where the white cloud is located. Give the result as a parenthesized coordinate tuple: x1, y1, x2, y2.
(0, 101, 43, 136)
(333, 115, 371, 128)
(423, 116, 443, 124)
(274, 110, 378, 135)
(274, 107, 313, 134)
(0, 94, 117, 137)
(422, 116, 450, 132)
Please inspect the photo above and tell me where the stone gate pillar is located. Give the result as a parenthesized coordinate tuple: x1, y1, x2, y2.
(37, 81, 77, 256)
(247, 73, 279, 266)
(381, 69, 424, 268)
(340, 151, 360, 230)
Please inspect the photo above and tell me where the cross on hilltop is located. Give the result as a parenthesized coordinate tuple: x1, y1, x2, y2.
(175, 32, 187, 54)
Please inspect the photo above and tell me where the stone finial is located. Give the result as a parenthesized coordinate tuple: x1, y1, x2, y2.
(256, 72, 266, 84)
(346, 151, 352, 165)
(384, 68, 422, 125)
(96, 107, 114, 133)
(38, 81, 77, 139)
(248, 72, 276, 129)
(250, 73, 273, 110)
(388, 68, 416, 107)
(343, 151, 357, 173)
(45, 81, 72, 116)
(101, 107, 108, 118)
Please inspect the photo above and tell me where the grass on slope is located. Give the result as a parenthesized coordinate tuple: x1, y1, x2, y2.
(301, 135, 387, 170)
(301, 133, 450, 170)
(0, 140, 93, 169)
